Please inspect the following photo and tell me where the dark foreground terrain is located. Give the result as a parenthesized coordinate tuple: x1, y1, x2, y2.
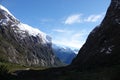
(1, 64, 120, 80)
(16, 65, 120, 80)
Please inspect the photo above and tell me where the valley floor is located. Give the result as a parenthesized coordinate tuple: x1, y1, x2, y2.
(1, 64, 120, 80)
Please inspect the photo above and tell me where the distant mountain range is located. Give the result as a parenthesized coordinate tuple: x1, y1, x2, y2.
(52, 44, 78, 64)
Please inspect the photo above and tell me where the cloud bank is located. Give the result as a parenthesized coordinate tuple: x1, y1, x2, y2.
(53, 30, 89, 48)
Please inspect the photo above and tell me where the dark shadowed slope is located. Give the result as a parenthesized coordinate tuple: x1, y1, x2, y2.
(71, 0, 120, 70)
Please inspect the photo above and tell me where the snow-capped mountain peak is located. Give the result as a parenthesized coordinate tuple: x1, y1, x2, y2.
(0, 5, 63, 67)
(0, 5, 51, 44)
(0, 5, 16, 19)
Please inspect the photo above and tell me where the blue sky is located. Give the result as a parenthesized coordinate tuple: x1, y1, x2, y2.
(1, 0, 111, 48)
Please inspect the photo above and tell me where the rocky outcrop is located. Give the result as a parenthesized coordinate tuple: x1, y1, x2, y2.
(0, 5, 63, 67)
(71, 0, 120, 70)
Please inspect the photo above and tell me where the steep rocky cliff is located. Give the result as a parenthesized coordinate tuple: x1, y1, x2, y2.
(0, 5, 62, 67)
(71, 0, 120, 70)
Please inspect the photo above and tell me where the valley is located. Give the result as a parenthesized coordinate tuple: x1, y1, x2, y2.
(0, 0, 120, 80)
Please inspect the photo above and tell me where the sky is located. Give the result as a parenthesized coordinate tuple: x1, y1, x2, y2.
(1, 0, 111, 48)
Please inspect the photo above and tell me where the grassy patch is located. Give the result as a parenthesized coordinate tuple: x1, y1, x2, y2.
(0, 62, 47, 73)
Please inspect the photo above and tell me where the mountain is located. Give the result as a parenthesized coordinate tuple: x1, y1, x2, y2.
(6, 0, 120, 80)
(52, 44, 77, 64)
(71, 0, 120, 70)
(0, 5, 63, 67)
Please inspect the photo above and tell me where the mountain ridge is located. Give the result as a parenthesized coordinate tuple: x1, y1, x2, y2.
(0, 4, 63, 67)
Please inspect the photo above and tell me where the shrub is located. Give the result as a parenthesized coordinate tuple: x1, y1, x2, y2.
(0, 65, 9, 79)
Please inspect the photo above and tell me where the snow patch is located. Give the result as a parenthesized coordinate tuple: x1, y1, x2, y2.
(106, 45, 114, 54)
(73, 49, 79, 54)
(100, 45, 114, 54)
(0, 19, 9, 26)
(0, 5, 16, 19)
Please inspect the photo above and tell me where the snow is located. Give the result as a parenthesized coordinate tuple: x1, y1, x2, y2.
(105, 45, 114, 54)
(100, 45, 114, 54)
(0, 5, 16, 19)
(0, 5, 46, 37)
(17, 23, 45, 36)
(0, 5, 51, 44)
(17, 23, 51, 44)
(0, 19, 9, 26)
(73, 49, 79, 54)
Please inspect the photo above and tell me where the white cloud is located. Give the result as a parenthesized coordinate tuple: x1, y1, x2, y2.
(64, 14, 82, 25)
(84, 13, 104, 22)
(64, 13, 105, 24)
(53, 30, 89, 48)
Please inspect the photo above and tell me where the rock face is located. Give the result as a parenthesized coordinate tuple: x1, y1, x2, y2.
(0, 5, 63, 67)
(71, 0, 120, 70)
(52, 44, 77, 64)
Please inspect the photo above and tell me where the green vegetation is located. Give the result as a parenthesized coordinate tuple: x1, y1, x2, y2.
(0, 64, 10, 80)
(0, 62, 48, 80)
(0, 62, 26, 72)
(0, 64, 9, 75)
(0, 62, 47, 73)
